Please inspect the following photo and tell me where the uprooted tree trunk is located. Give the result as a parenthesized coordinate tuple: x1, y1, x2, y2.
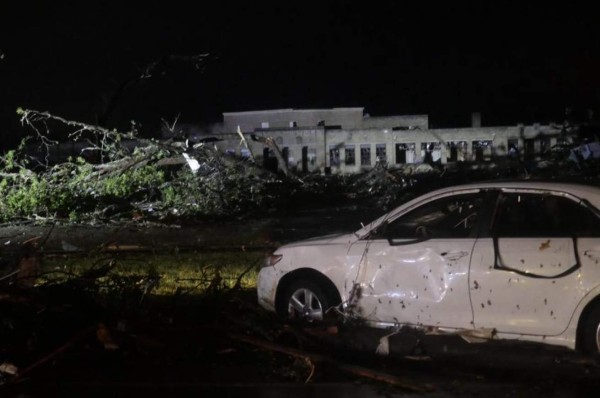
(236, 126, 255, 162)
(250, 134, 289, 176)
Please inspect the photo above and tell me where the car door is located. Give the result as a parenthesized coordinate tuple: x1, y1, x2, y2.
(471, 189, 600, 336)
(348, 190, 488, 329)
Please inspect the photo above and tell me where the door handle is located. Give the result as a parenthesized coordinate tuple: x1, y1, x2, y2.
(440, 251, 469, 261)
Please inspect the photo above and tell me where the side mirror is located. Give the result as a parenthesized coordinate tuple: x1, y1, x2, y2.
(379, 220, 389, 237)
(385, 223, 431, 246)
(415, 225, 432, 240)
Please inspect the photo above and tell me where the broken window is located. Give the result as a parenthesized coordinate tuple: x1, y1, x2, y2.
(360, 144, 371, 166)
(491, 192, 600, 278)
(263, 148, 278, 172)
(282, 147, 290, 166)
(284, 148, 295, 167)
(395, 143, 415, 164)
(493, 193, 600, 238)
(307, 147, 317, 166)
(345, 145, 355, 165)
(301, 147, 308, 172)
(507, 138, 519, 158)
(472, 140, 493, 161)
(329, 146, 340, 167)
(421, 142, 442, 163)
(375, 144, 386, 163)
(540, 136, 551, 154)
(375, 193, 485, 240)
(524, 139, 535, 160)
(448, 141, 467, 162)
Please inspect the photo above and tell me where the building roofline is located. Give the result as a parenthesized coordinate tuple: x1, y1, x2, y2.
(223, 109, 294, 116)
(223, 107, 365, 116)
(365, 114, 429, 119)
(292, 107, 364, 112)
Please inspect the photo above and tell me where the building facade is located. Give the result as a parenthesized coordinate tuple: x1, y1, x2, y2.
(212, 108, 564, 174)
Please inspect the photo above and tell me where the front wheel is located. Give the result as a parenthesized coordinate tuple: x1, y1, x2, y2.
(581, 305, 600, 354)
(283, 280, 331, 322)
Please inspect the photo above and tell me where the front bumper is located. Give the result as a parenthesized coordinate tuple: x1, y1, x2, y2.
(257, 266, 278, 312)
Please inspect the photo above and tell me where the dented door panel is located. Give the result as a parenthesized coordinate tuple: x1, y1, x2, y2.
(351, 238, 474, 329)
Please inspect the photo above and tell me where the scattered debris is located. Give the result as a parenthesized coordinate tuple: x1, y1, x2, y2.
(375, 329, 400, 356)
(0, 362, 18, 376)
(96, 322, 119, 350)
(229, 332, 435, 393)
(457, 328, 497, 344)
(11, 326, 96, 384)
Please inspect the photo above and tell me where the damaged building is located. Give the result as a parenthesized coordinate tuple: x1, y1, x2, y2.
(30, 107, 572, 172)
(205, 107, 567, 174)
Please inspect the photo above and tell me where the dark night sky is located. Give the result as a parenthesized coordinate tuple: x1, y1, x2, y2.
(1, 1, 599, 149)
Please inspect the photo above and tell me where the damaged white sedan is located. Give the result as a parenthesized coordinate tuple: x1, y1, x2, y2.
(258, 181, 600, 353)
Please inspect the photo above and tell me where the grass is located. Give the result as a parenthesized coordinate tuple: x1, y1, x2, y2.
(38, 250, 265, 296)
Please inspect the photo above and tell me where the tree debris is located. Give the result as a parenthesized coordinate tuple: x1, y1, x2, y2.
(229, 332, 435, 393)
(1, 109, 282, 224)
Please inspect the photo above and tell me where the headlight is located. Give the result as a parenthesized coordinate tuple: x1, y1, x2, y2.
(263, 254, 283, 268)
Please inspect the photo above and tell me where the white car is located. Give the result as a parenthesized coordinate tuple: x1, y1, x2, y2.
(258, 181, 600, 353)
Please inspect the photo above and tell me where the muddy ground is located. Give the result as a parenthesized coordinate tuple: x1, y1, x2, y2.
(1, 209, 600, 397)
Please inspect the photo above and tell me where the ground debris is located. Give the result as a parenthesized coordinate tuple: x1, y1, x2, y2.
(229, 332, 435, 393)
(96, 322, 119, 350)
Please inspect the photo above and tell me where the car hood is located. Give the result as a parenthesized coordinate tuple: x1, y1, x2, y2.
(279, 232, 356, 249)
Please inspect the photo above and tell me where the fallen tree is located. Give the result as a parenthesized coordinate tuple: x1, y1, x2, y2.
(0, 109, 283, 224)
(3, 108, 597, 226)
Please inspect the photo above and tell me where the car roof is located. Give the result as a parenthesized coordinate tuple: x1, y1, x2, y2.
(435, 179, 598, 190)
(434, 180, 600, 200)
(419, 180, 600, 208)
(355, 180, 600, 238)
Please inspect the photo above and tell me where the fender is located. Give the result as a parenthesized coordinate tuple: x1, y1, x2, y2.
(563, 284, 600, 349)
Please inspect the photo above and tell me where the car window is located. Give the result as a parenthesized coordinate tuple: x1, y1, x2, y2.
(380, 193, 484, 239)
(494, 193, 600, 237)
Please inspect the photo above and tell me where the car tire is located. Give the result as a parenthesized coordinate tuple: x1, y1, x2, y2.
(582, 304, 600, 354)
(283, 279, 332, 323)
